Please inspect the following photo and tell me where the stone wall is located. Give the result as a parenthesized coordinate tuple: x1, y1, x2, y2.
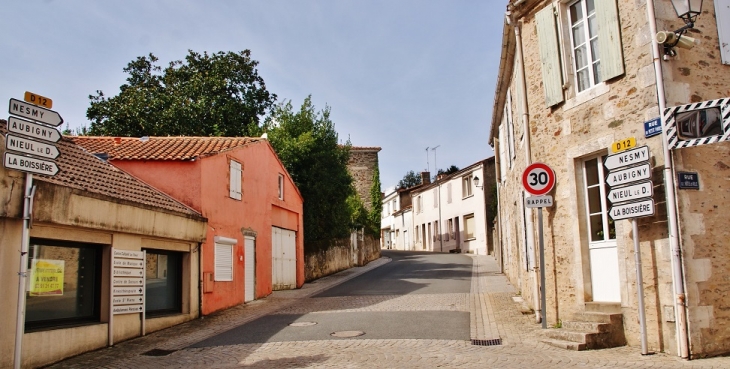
(491, 0, 730, 358)
(348, 147, 381, 210)
(304, 229, 380, 281)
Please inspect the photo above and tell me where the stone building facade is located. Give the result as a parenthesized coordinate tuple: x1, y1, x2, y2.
(348, 146, 382, 210)
(490, 0, 730, 359)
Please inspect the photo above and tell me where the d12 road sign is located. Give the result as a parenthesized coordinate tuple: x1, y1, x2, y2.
(9, 98, 63, 127)
(522, 162, 556, 196)
(24, 91, 52, 109)
(604, 145, 650, 171)
(3, 152, 59, 176)
(605, 162, 651, 187)
(6, 116, 61, 143)
(607, 181, 653, 204)
(5, 134, 60, 159)
(609, 198, 655, 221)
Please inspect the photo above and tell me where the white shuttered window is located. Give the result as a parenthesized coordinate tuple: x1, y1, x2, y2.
(214, 237, 236, 281)
(230, 160, 242, 200)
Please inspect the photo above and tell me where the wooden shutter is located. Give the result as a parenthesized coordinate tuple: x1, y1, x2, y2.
(214, 242, 233, 281)
(498, 124, 508, 179)
(536, 4, 564, 107)
(230, 160, 242, 200)
(715, 0, 730, 65)
(596, 0, 625, 81)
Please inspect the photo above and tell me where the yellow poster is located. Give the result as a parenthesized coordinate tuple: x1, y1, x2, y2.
(29, 259, 64, 296)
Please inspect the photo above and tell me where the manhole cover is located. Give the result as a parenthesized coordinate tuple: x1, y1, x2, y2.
(330, 330, 365, 338)
(289, 321, 318, 327)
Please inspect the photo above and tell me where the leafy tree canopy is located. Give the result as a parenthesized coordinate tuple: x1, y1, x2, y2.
(437, 165, 460, 177)
(87, 50, 276, 137)
(397, 170, 422, 189)
(264, 96, 354, 247)
(367, 164, 383, 236)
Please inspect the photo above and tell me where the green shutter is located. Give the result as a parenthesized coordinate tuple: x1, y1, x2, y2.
(536, 5, 564, 107)
(596, 0, 624, 81)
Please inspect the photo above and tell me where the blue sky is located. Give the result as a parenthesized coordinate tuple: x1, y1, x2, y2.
(1, 0, 504, 189)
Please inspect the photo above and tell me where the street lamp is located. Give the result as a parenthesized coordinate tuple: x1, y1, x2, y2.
(658, 0, 703, 58)
(671, 0, 703, 26)
(473, 175, 483, 189)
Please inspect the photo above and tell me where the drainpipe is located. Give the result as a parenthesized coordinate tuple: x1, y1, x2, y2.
(509, 11, 541, 325)
(646, 0, 689, 358)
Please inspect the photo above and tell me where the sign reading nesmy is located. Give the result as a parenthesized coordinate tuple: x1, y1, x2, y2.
(606, 163, 652, 187)
(7, 117, 61, 143)
(113, 296, 144, 306)
(609, 198, 655, 221)
(113, 304, 143, 315)
(3, 152, 59, 176)
(9, 98, 63, 127)
(607, 181, 654, 204)
(113, 277, 143, 286)
(113, 249, 144, 260)
(604, 145, 650, 171)
(113, 287, 143, 296)
(5, 134, 60, 159)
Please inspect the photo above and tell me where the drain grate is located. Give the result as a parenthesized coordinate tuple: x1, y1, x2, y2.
(141, 348, 178, 356)
(471, 338, 502, 346)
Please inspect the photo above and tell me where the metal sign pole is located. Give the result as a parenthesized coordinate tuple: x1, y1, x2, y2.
(109, 247, 114, 347)
(538, 207, 547, 329)
(632, 219, 649, 355)
(13, 173, 33, 369)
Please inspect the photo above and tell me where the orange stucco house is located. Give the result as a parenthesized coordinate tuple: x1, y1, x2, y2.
(72, 136, 304, 315)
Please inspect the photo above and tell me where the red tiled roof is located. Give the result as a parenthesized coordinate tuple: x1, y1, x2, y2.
(1, 122, 202, 217)
(70, 136, 264, 160)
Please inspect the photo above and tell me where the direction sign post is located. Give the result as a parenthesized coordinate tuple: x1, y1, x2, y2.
(3, 152, 59, 176)
(5, 134, 60, 159)
(603, 142, 654, 355)
(109, 248, 146, 346)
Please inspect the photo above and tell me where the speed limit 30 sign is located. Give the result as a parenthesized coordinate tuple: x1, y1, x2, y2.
(522, 162, 556, 195)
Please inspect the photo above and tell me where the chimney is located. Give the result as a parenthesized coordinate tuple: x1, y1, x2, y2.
(421, 171, 431, 185)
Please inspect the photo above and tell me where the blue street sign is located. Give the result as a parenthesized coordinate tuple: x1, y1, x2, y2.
(644, 117, 662, 138)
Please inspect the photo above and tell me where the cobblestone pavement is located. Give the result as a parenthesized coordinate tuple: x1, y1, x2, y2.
(48, 254, 730, 369)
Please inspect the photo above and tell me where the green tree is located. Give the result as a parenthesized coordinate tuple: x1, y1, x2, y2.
(87, 50, 276, 137)
(397, 170, 422, 189)
(367, 165, 383, 236)
(437, 165, 460, 176)
(264, 96, 354, 250)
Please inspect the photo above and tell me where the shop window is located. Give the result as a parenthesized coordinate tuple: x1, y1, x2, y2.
(144, 250, 182, 316)
(25, 239, 102, 331)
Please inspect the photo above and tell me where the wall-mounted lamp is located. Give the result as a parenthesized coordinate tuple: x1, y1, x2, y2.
(658, 0, 703, 59)
(473, 175, 483, 189)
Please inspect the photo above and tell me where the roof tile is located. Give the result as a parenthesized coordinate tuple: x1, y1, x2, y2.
(1, 121, 202, 217)
(70, 136, 263, 161)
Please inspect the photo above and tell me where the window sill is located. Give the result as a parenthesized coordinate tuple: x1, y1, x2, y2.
(563, 82, 610, 112)
(462, 194, 474, 200)
(465, 237, 476, 242)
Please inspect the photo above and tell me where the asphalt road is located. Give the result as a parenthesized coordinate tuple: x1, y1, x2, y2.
(191, 250, 473, 348)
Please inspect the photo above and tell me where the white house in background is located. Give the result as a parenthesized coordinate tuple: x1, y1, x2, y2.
(381, 182, 425, 250)
(411, 159, 495, 254)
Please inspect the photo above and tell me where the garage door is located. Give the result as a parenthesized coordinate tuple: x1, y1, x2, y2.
(272, 227, 296, 290)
